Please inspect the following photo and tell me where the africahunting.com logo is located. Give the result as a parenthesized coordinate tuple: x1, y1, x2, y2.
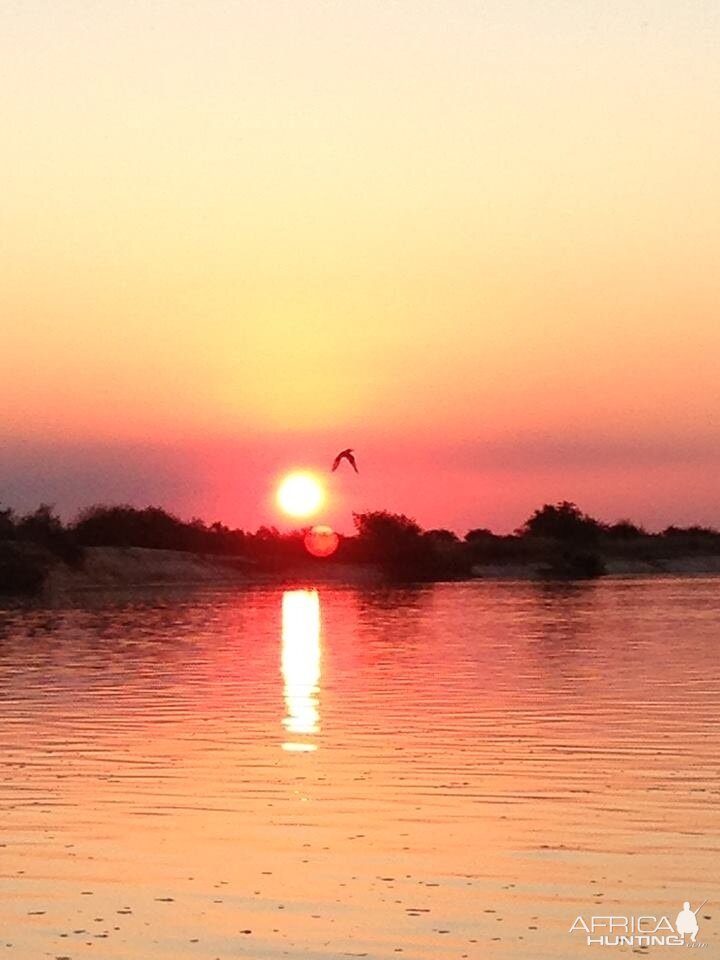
(569, 899, 708, 947)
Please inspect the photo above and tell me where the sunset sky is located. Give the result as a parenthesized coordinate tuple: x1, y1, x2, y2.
(2, 0, 719, 533)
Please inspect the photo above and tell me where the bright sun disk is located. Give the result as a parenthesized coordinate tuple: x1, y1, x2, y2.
(277, 471, 325, 518)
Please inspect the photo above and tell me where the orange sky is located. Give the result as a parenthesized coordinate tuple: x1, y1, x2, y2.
(1, 1, 719, 532)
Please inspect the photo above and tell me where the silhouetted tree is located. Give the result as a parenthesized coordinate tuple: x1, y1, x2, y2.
(0, 505, 16, 539)
(204, 520, 248, 555)
(662, 524, 719, 538)
(424, 528, 459, 544)
(353, 510, 438, 579)
(16, 504, 62, 540)
(519, 501, 601, 544)
(463, 527, 520, 563)
(245, 525, 306, 568)
(518, 502, 605, 578)
(0, 541, 51, 594)
(464, 527, 495, 542)
(354, 510, 421, 549)
(74, 505, 186, 549)
(657, 523, 720, 556)
(253, 525, 281, 541)
(605, 519, 646, 539)
(423, 528, 471, 577)
(15, 504, 82, 565)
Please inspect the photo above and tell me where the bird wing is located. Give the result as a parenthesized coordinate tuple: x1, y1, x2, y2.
(331, 452, 342, 471)
(347, 451, 359, 473)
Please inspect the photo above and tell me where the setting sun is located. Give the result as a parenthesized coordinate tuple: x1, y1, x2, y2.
(276, 471, 325, 519)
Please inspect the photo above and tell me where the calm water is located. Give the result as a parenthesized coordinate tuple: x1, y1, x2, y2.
(1, 579, 718, 958)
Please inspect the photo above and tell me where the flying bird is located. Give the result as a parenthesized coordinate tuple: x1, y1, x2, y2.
(332, 448, 358, 473)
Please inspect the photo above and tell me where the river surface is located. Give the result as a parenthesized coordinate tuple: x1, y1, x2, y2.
(0, 578, 718, 958)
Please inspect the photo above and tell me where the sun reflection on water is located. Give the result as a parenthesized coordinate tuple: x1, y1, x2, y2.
(281, 589, 321, 752)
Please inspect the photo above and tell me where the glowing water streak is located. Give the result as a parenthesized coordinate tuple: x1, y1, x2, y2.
(281, 589, 321, 752)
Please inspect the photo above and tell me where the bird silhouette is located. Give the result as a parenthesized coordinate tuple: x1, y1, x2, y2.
(331, 448, 358, 473)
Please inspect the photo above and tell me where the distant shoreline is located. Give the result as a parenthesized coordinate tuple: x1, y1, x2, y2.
(5, 501, 720, 596)
(44, 546, 386, 593)
(470, 556, 720, 579)
(0, 545, 714, 599)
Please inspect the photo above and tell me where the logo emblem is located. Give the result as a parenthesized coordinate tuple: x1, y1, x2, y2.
(676, 901, 706, 943)
(569, 898, 708, 947)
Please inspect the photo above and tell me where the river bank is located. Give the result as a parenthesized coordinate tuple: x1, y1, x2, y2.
(3, 541, 720, 598)
(471, 555, 720, 578)
(45, 546, 385, 592)
(0, 543, 385, 597)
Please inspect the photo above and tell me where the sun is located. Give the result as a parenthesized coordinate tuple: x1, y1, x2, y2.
(277, 471, 325, 519)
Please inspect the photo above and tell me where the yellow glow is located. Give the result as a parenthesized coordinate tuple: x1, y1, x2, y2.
(281, 589, 321, 752)
(276, 471, 325, 519)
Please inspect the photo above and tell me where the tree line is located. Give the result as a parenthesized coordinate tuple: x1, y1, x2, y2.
(2, 499, 719, 588)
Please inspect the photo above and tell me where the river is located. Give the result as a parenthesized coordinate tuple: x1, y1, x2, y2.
(1, 578, 718, 957)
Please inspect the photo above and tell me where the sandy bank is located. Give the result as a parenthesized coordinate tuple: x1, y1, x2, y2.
(41, 547, 383, 594)
(44, 546, 250, 592)
(6, 544, 720, 598)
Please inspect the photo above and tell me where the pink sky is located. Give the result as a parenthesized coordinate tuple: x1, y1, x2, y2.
(1, 432, 717, 536)
(1, 2, 719, 534)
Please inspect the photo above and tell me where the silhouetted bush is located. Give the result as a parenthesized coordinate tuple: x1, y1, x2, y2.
(656, 524, 720, 556)
(15, 505, 84, 567)
(0, 542, 52, 594)
(662, 524, 719, 538)
(464, 527, 494, 542)
(353, 510, 439, 580)
(519, 501, 601, 544)
(604, 519, 647, 539)
(424, 529, 459, 545)
(73, 505, 247, 556)
(245, 526, 308, 571)
(0, 505, 16, 540)
(75, 505, 191, 550)
(423, 529, 471, 577)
